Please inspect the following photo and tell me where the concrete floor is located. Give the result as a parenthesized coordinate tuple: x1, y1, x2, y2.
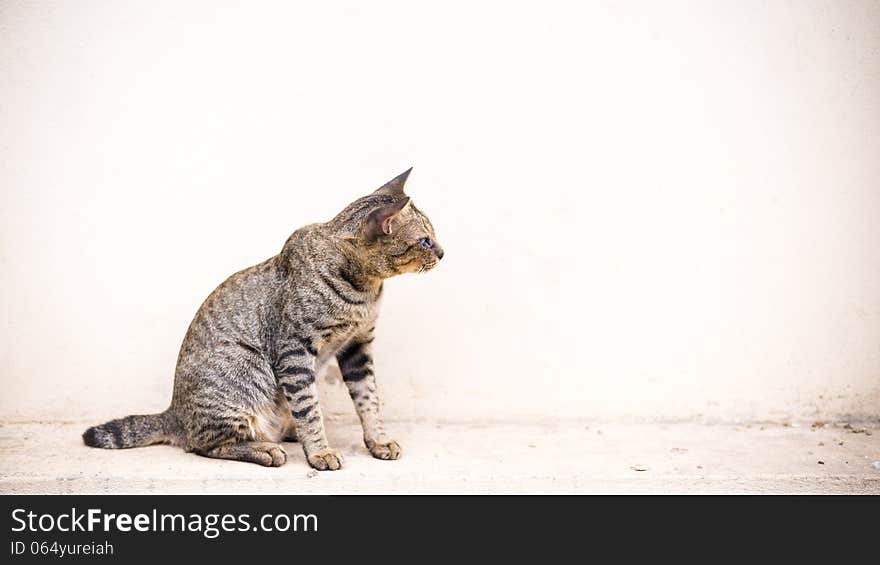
(1, 419, 878, 494)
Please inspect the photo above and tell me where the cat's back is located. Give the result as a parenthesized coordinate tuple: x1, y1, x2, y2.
(180, 256, 283, 354)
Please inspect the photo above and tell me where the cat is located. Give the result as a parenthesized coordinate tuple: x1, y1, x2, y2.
(83, 168, 443, 470)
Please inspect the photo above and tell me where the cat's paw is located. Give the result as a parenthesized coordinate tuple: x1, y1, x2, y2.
(367, 440, 402, 461)
(307, 449, 344, 471)
(259, 444, 288, 467)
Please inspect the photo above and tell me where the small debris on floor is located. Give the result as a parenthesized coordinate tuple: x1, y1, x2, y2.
(527, 444, 536, 448)
(843, 423, 872, 435)
(306, 470, 318, 478)
(817, 461, 825, 465)
(871, 461, 880, 471)
(630, 465, 648, 472)
(671, 447, 688, 453)
(818, 442, 824, 446)
(811, 421, 827, 429)
(696, 465, 703, 470)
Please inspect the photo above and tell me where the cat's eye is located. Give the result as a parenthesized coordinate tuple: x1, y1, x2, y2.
(418, 237, 433, 249)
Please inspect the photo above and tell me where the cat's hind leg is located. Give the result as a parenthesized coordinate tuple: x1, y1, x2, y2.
(187, 399, 291, 467)
(186, 415, 288, 467)
(197, 441, 287, 467)
(181, 349, 290, 467)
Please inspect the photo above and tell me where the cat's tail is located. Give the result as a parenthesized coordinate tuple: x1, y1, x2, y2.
(82, 410, 179, 449)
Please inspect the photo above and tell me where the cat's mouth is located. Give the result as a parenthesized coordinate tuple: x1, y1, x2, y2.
(418, 260, 438, 274)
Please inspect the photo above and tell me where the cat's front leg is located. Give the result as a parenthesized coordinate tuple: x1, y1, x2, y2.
(275, 341, 344, 471)
(337, 338, 401, 460)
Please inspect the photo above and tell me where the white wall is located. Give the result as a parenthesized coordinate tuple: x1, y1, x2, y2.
(2, 1, 879, 424)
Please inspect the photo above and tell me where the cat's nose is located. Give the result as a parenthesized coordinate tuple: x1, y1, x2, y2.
(433, 245, 444, 260)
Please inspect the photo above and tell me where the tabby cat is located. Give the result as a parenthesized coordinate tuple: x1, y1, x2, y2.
(83, 169, 443, 470)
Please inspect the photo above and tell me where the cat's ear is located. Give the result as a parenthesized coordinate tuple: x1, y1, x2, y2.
(373, 167, 412, 196)
(363, 197, 411, 239)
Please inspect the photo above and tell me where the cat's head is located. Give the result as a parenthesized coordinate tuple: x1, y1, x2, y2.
(332, 168, 444, 279)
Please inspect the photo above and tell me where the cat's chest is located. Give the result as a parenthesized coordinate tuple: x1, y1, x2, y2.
(312, 317, 373, 368)
(316, 319, 364, 344)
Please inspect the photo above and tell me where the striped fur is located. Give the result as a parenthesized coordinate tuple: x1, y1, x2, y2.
(83, 169, 443, 470)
